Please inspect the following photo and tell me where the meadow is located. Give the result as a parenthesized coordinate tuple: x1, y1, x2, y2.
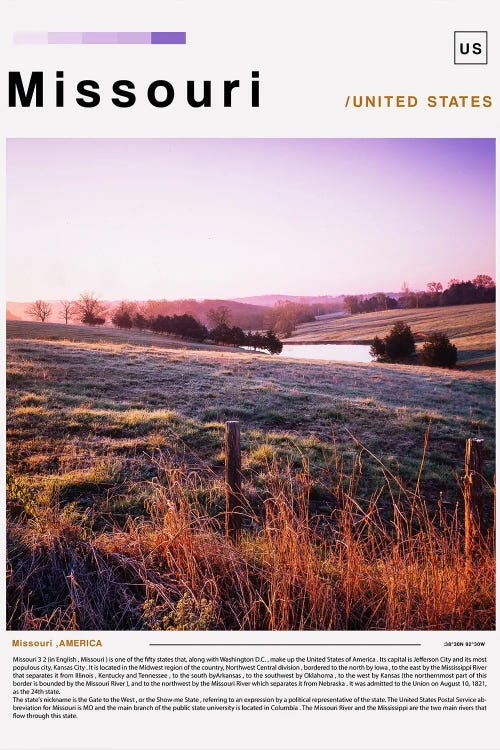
(286, 303, 495, 372)
(6, 320, 495, 630)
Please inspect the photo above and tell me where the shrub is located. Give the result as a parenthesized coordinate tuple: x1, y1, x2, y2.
(210, 323, 234, 345)
(384, 321, 416, 360)
(132, 312, 147, 330)
(82, 312, 105, 326)
(245, 330, 283, 354)
(263, 330, 283, 354)
(149, 313, 208, 341)
(420, 332, 458, 368)
(230, 326, 247, 347)
(210, 325, 248, 347)
(112, 311, 133, 329)
(370, 322, 415, 362)
(369, 335, 386, 360)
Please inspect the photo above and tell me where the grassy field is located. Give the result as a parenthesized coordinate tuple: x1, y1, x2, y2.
(285, 303, 495, 372)
(6, 321, 495, 630)
(5, 319, 230, 351)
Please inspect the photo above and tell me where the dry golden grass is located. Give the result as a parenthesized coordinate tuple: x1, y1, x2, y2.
(7, 447, 495, 631)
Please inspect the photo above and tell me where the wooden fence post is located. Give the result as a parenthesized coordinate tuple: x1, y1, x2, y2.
(225, 421, 242, 541)
(464, 438, 484, 559)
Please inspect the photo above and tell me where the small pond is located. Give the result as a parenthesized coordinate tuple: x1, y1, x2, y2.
(281, 343, 372, 363)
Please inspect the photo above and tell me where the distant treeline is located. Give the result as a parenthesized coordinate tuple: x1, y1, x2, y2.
(139, 298, 269, 330)
(263, 301, 317, 337)
(24, 293, 338, 341)
(118, 299, 333, 339)
(148, 298, 339, 333)
(343, 294, 399, 315)
(113, 305, 283, 354)
(343, 275, 495, 315)
(117, 298, 340, 334)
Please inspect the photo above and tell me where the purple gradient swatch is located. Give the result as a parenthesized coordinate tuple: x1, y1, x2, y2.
(82, 32, 119, 44)
(48, 32, 82, 43)
(151, 32, 186, 44)
(117, 32, 151, 44)
(13, 32, 48, 44)
(14, 31, 186, 44)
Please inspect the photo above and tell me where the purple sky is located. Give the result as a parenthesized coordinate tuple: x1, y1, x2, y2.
(6, 138, 495, 301)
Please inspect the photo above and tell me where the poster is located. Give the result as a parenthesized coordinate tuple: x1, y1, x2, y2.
(2, 2, 497, 749)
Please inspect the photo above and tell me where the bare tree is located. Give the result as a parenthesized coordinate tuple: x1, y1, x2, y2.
(207, 305, 232, 328)
(343, 295, 361, 315)
(472, 274, 495, 289)
(25, 300, 52, 323)
(59, 300, 76, 325)
(427, 282, 443, 295)
(76, 292, 107, 326)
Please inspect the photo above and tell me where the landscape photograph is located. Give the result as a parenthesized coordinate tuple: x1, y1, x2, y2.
(6, 138, 495, 631)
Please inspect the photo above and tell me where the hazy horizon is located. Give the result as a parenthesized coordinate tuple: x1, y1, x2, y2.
(7, 138, 495, 301)
(5, 281, 496, 308)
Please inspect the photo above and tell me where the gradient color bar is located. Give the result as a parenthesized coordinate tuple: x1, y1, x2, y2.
(14, 32, 186, 44)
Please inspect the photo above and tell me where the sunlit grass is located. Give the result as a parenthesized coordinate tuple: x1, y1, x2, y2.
(7, 455, 495, 630)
